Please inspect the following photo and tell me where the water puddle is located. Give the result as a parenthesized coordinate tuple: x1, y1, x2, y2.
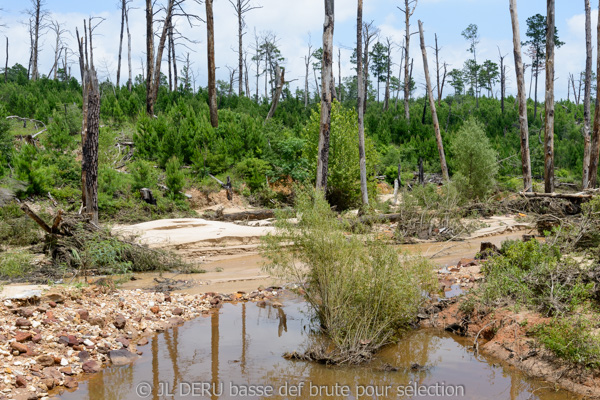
(59, 295, 580, 400)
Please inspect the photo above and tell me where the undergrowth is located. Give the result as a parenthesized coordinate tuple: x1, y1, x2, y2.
(262, 188, 436, 364)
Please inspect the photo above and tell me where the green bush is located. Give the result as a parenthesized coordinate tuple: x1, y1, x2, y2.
(302, 101, 378, 209)
(0, 202, 41, 246)
(165, 156, 185, 198)
(130, 159, 158, 191)
(0, 250, 33, 279)
(262, 189, 436, 363)
(235, 157, 271, 191)
(450, 118, 498, 199)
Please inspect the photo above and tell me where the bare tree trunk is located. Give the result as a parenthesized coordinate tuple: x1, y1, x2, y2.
(145, 0, 155, 115)
(544, 0, 556, 193)
(316, 0, 334, 192)
(117, 0, 125, 88)
(83, 70, 100, 224)
(400, 0, 417, 122)
(589, 1, 600, 188)
(167, 22, 172, 91)
(419, 21, 448, 181)
(237, 0, 243, 96)
(4, 37, 8, 84)
(304, 43, 312, 108)
(362, 22, 377, 114)
(31, 0, 41, 81)
(170, 22, 177, 92)
(383, 37, 391, 111)
(357, 0, 369, 205)
(313, 68, 321, 98)
(498, 47, 506, 114)
(435, 33, 441, 106)
(244, 52, 250, 96)
(206, 0, 218, 127)
(338, 47, 342, 102)
(509, 0, 533, 192)
(126, 4, 132, 92)
(583, 0, 592, 189)
(266, 66, 284, 120)
(150, 1, 174, 109)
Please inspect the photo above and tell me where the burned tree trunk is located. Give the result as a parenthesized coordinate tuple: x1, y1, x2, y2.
(206, 0, 218, 127)
(316, 0, 334, 192)
(304, 43, 312, 108)
(145, 0, 155, 115)
(125, 3, 132, 92)
(498, 47, 506, 114)
(583, 0, 592, 189)
(4, 37, 7, 84)
(544, 0, 556, 193)
(509, 0, 533, 192)
(117, 0, 125, 88)
(357, 0, 369, 205)
(590, 1, 600, 188)
(419, 20, 448, 181)
(266, 66, 284, 120)
(399, 0, 417, 122)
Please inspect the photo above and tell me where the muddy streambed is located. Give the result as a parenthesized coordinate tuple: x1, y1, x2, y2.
(57, 296, 580, 399)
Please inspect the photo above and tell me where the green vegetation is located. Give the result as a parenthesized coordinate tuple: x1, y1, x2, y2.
(0, 250, 34, 279)
(262, 189, 436, 363)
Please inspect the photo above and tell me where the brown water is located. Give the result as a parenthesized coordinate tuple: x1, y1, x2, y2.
(59, 295, 580, 400)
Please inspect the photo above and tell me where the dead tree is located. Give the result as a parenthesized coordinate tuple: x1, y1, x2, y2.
(338, 47, 342, 102)
(383, 36, 393, 111)
(583, 0, 593, 188)
(509, 0, 533, 192)
(544, 0, 556, 193)
(76, 23, 101, 224)
(125, 2, 133, 91)
(399, 0, 417, 122)
(229, 0, 261, 97)
(304, 40, 313, 108)
(27, 0, 48, 81)
(116, 0, 129, 88)
(47, 20, 67, 80)
(419, 21, 448, 181)
(4, 37, 7, 83)
(145, 0, 175, 115)
(590, 1, 600, 188)
(498, 47, 507, 114)
(316, 0, 334, 192)
(206, 0, 218, 127)
(266, 66, 284, 120)
(362, 21, 378, 113)
(357, 0, 368, 205)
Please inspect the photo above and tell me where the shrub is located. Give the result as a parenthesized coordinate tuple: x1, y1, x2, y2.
(0, 202, 41, 246)
(0, 250, 33, 279)
(262, 189, 436, 363)
(235, 157, 271, 191)
(450, 118, 498, 199)
(130, 159, 158, 191)
(302, 101, 378, 210)
(165, 156, 185, 198)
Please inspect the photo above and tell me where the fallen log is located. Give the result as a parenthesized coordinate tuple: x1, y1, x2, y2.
(217, 209, 276, 222)
(518, 191, 593, 200)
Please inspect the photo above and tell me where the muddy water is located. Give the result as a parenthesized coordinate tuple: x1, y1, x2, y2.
(120, 231, 529, 295)
(60, 296, 579, 400)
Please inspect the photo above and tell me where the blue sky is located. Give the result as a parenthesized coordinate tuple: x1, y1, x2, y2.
(0, 0, 594, 100)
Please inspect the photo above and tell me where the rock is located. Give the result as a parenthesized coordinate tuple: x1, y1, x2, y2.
(32, 334, 42, 343)
(45, 310, 54, 320)
(82, 360, 101, 374)
(83, 339, 94, 347)
(36, 355, 54, 367)
(15, 331, 33, 343)
(150, 306, 160, 314)
(63, 376, 78, 389)
(42, 377, 55, 390)
(77, 310, 89, 321)
(6, 290, 41, 302)
(108, 349, 140, 366)
(17, 308, 34, 318)
(43, 293, 65, 304)
(15, 375, 27, 388)
(48, 301, 57, 308)
(78, 351, 90, 362)
(60, 358, 68, 366)
(113, 315, 126, 330)
(172, 307, 183, 316)
(59, 367, 73, 375)
(167, 317, 184, 327)
(89, 316, 105, 328)
(256, 301, 266, 308)
(116, 337, 130, 347)
(10, 342, 28, 354)
(137, 337, 149, 346)
(15, 318, 31, 328)
(271, 301, 283, 308)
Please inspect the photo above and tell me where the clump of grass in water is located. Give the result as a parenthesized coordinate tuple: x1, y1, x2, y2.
(262, 189, 436, 364)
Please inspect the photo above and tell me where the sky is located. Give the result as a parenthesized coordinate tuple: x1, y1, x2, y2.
(0, 0, 595, 101)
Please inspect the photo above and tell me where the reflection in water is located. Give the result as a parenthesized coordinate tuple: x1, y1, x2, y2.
(60, 296, 581, 400)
